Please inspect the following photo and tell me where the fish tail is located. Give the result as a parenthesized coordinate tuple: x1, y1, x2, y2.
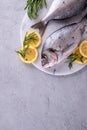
(31, 21, 47, 36)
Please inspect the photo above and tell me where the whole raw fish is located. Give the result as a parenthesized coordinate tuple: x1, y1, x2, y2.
(31, 0, 87, 35)
(41, 17, 87, 68)
(51, 7, 87, 31)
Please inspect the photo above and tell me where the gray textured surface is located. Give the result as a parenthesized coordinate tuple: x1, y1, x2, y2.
(0, 0, 87, 130)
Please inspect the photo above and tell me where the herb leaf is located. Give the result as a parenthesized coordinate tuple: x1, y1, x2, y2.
(25, 0, 47, 19)
(23, 32, 39, 46)
(16, 46, 29, 58)
(68, 53, 83, 69)
(16, 50, 25, 58)
(68, 62, 73, 69)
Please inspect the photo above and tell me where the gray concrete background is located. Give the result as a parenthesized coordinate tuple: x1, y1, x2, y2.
(0, 0, 87, 130)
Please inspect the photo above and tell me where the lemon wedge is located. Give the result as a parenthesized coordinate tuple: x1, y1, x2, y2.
(17, 46, 38, 64)
(24, 29, 42, 48)
(79, 40, 87, 58)
(73, 47, 87, 64)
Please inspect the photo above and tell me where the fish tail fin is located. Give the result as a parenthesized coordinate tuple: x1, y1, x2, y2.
(31, 21, 47, 36)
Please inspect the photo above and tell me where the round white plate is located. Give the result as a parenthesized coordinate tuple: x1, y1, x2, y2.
(20, 0, 87, 76)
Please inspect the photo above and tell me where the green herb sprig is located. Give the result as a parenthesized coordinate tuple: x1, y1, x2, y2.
(16, 46, 29, 58)
(25, 0, 47, 19)
(16, 32, 39, 58)
(68, 53, 83, 69)
(23, 32, 39, 46)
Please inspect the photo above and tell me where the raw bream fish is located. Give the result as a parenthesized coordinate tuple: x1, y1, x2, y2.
(41, 17, 87, 68)
(31, 0, 87, 35)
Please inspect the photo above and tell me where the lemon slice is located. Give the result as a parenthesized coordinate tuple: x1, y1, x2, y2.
(75, 58, 87, 64)
(24, 29, 42, 48)
(79, 40, 87, 58)
(73, 47, 87, 64)
(17, 46, 38, 64)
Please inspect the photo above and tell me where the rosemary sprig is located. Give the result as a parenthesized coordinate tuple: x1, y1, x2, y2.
(16, 46, 29, 58)
(25, 0, 47, 19)
(68, 53, 83, 69)
(23, 32, 39, 46)
(16, 50, 25, 58)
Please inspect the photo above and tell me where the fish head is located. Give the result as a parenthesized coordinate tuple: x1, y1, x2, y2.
(41, 48, 58, 68)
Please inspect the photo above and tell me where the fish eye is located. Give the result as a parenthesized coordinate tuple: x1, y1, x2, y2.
(48, 48, 56, 53)
(41, 53, 49, 66)
(42, 53, 48, 59)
